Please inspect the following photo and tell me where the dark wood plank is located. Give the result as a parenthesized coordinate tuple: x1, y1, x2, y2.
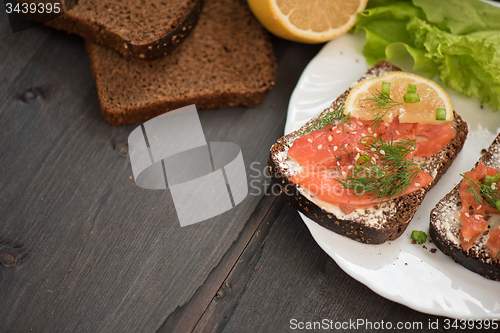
(0, 22, 324, 333)
(0, 31, 97, 222)
(157, 194, 277, 333)
(0, 5, 55, 102)
(194, 197, 465, 333)
(154, 37, 326, 333)
(0, 28, 144, 332)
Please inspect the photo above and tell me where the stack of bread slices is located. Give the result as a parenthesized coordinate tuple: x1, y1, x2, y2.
(27, 0, 277, 125)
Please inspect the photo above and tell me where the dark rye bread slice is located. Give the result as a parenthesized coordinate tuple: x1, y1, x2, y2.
(19, 0, 202, 60)
(86, 0, 276, 126)
(268, 61, 468, 244)
(430, 135, 500, 281)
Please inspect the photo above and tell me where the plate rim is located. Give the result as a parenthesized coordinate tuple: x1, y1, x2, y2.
(284, 30, 500, 319)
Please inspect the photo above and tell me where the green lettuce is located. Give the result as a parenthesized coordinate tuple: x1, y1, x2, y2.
(353, 0, 500, 110)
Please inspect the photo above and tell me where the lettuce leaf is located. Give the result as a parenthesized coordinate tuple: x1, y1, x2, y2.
(354, 0, 500, 110)
(413, 0, 500, 34)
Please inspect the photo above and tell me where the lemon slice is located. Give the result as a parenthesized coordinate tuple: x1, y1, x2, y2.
(248, 0, 368, 43)
(345, 72, 454, 125)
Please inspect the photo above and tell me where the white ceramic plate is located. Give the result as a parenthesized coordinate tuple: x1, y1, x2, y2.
(285, 31, 500, 319)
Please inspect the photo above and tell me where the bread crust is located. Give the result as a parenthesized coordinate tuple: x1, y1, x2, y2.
(85, 0, 276, 126)
(23, 0, 203, 61)
(93, 85, 272, 126)
(430, 135, 500, 281)
(268, 61, 468, 244)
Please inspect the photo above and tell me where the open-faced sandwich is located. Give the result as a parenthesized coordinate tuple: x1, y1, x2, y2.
(430, 135, 500, 281)
(269, 61, 468, 244)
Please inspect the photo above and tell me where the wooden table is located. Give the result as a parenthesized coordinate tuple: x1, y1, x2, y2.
(0, 11, 479, 333)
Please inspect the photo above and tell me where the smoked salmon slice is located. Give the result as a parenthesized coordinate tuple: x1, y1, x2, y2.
(486, 228, 500, 259)
(459, 161, 500, 251)
(291, 170, 433, 214)
(288, 115, 453, 213)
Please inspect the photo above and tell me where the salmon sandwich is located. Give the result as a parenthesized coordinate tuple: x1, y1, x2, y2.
(430, 134, 500, 281)
(269, 61, 468, 244)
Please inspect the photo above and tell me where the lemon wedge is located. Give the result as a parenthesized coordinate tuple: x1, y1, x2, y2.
(345, 72, 454, 125)
(248, 0, 368, 43)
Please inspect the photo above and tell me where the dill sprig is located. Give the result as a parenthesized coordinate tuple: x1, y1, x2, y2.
(337, 135, 425, 201)
(302, 103, 351, 135)
(461, 175, 500, 213)
(361, 90, 402, 129)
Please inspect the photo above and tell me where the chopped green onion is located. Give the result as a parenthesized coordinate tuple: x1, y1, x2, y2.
(495, 200, 500, 212)
(435, 108, 446, 121)
(483, 173, 500, 186)
(403, 92, 420, 103)
(411, 230, 427, 244)
(356, 155, 371, 164)
(407, 84, 417, 94)
(381, 82, 391, 96)
(403, 84, 420, 103)
(354, 154, 371, 172)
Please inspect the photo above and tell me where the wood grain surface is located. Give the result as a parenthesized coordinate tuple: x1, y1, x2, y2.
(0, 4, 481, 333)
(193, 198, 447, 333)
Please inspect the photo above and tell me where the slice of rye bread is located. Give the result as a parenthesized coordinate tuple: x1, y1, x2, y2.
(19, 0, 202, 61)
(430, 135, 500, 281)
(85, 0, 276, 126)
(268, 61, 468, 244)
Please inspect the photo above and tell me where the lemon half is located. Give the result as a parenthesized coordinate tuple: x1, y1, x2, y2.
(248, 0, 368, 43)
